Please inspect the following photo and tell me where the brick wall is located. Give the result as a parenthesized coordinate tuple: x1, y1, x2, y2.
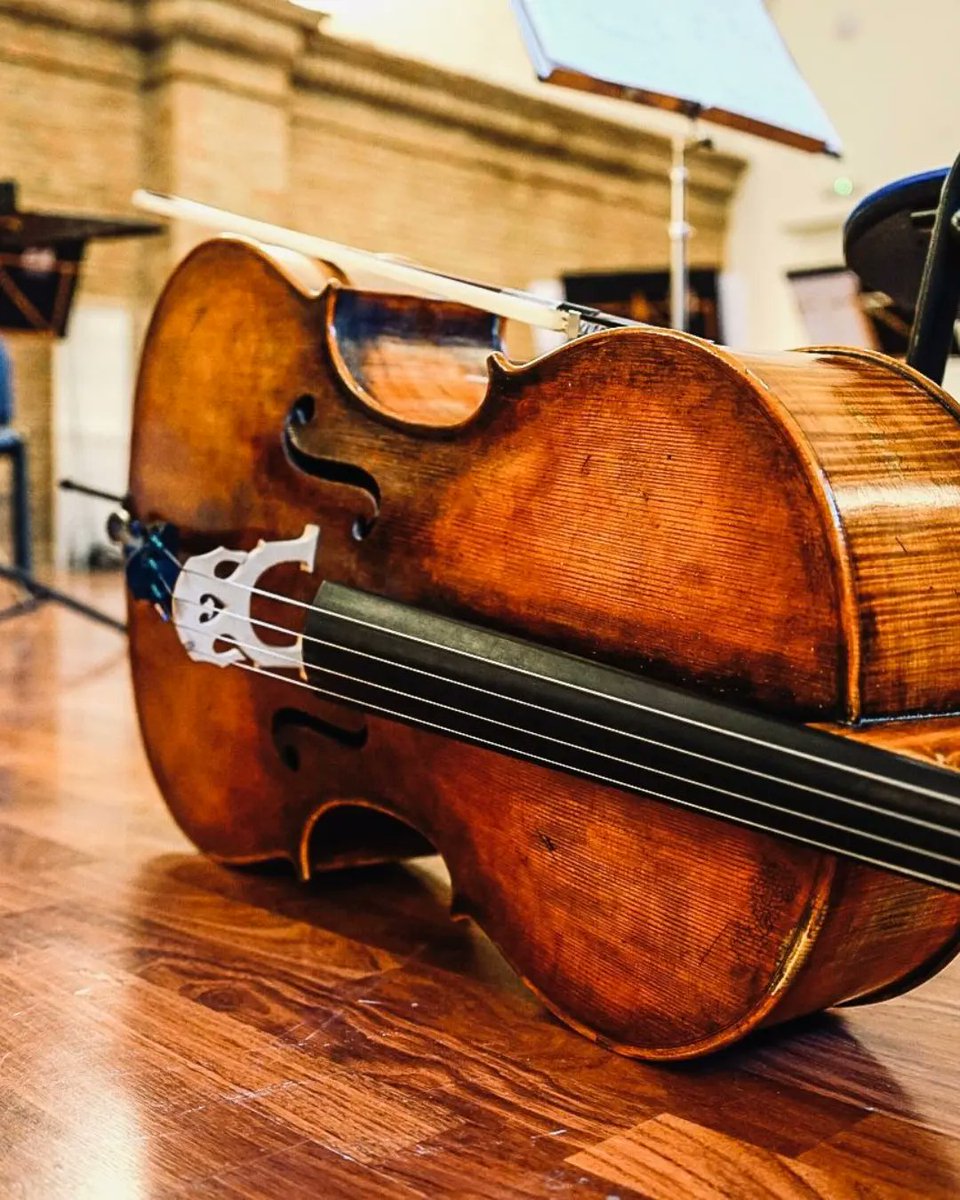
(0, 0, 742, 565)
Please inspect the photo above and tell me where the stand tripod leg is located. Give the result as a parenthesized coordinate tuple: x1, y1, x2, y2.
(668, 131, 712, 333)
(0, 563, 125, 632)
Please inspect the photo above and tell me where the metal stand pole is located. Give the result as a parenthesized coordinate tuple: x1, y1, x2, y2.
(669, 135, 691, 332)
(668, 130, 713, 333)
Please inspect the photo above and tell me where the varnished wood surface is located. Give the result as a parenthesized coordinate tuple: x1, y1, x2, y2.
(2, 575, 959, 1198)
(126, 238, 960, 1059)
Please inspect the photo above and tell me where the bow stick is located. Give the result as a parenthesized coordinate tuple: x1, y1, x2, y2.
(132, 189, 634, 340)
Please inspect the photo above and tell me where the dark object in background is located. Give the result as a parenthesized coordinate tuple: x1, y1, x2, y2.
(0, 337, 29, 571)
(0, 428, 30, 572)
(0, 335, 12, 425)
(844, 155, 960, 383)
(0, 180, 160, 336)
(0, 238, 84, 337)
(844, 169, 944, 314)
(563, 268, 722, 342)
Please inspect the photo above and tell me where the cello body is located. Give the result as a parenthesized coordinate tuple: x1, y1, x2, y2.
(127, 236, 960, 1059)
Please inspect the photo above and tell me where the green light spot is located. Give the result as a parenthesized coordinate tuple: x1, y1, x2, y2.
(833, 176, 854, 197)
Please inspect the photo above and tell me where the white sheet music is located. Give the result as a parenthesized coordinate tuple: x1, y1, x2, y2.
(512, 0, 841, 155)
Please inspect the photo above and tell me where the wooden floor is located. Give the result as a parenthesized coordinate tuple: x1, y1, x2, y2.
(1, 574, 959, 1199)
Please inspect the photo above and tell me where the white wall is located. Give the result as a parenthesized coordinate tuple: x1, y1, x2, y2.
(319, 0, 960, 357)
(53, 305, 134, 568)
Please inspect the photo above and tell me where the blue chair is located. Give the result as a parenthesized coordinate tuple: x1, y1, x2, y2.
(0, 340, 31, 573)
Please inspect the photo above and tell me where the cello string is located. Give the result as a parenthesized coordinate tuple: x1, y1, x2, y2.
(171, 618, 960, 889)
(169, 588, 960, 835)
(163, 550, 960, 810)
(167, 606, 960, 862)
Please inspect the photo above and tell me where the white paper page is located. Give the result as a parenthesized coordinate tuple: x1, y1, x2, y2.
(788, 270, 877, 348)
(512, 0, 841, 154)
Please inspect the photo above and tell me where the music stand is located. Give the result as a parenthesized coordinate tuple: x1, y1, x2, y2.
(511, 0, 842, 331)
(0, 180, 160, 630)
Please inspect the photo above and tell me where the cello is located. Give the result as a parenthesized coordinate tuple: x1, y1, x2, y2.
(116, 199, 960, 1060)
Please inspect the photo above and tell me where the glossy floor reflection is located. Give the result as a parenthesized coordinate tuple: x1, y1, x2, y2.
(0, 574, 958, 1198)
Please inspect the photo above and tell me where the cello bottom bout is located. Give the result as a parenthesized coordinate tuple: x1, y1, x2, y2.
(285, 717, 960, 1060)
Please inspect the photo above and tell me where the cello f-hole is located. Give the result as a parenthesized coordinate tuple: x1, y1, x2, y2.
(283, 393, 381, 536)
(271, 706, 369, 771)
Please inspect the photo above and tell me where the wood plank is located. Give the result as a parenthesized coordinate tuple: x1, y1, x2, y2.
(567, 1114, 895, 1199)
(798, 1114, 960, 1199)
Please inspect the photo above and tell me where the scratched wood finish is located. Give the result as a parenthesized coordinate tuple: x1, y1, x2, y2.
(128, 237, 960, 1059)
(1, 584, 960, 1198)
